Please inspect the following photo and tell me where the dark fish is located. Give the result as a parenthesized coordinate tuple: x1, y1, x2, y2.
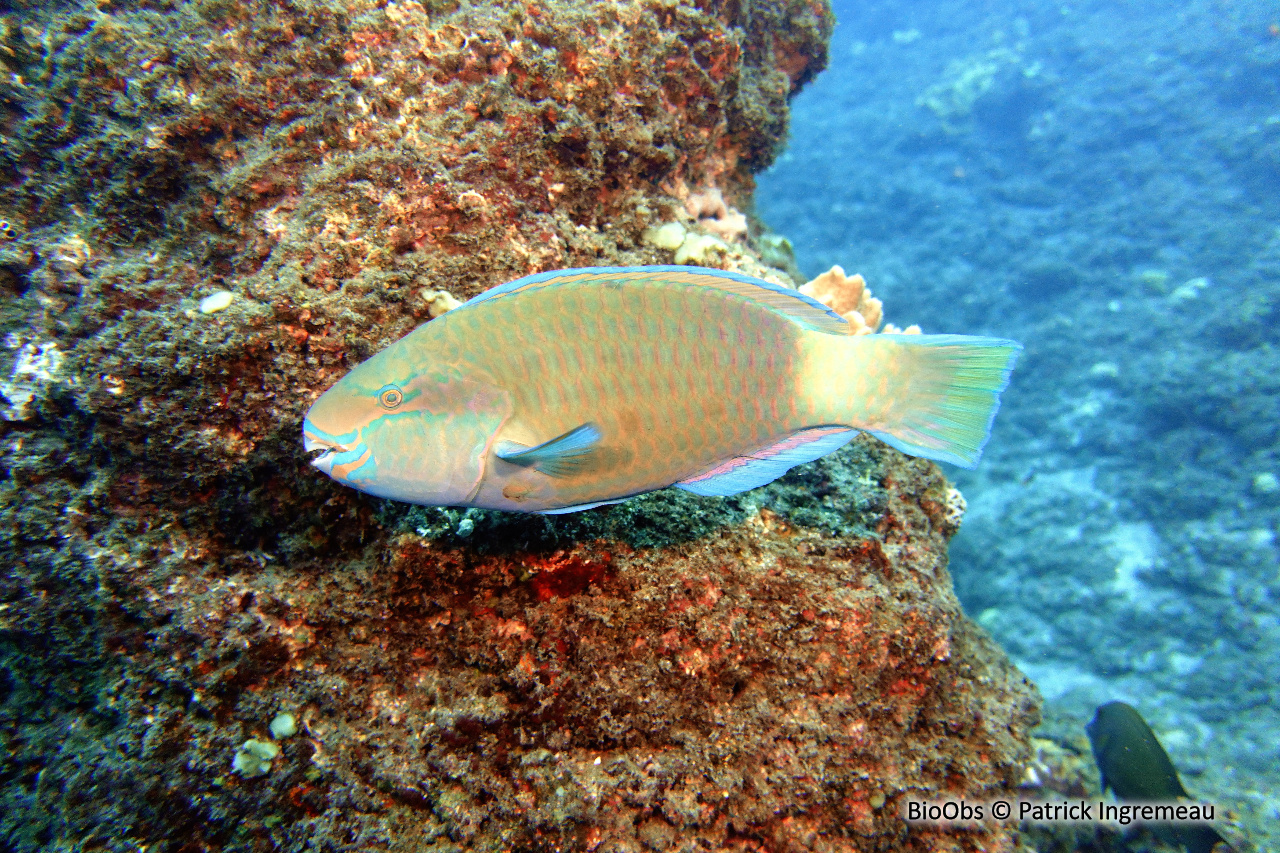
(1086, 701, 1230, 853)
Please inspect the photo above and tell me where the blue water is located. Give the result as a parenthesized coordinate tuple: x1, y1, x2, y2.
(758, 0, 1280, 826)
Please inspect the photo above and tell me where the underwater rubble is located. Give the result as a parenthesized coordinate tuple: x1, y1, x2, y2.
(0, 0, 1040, 849)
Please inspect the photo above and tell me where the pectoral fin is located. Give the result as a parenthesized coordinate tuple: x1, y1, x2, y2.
(494, 423, 602, 478)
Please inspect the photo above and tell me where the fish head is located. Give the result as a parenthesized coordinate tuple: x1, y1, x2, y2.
(303, 330, 510, 506)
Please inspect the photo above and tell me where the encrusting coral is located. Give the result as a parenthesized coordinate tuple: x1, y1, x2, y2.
(683, 186, 749, 242)
(801, 265, 883, 332)
(801, 265, 923, 335)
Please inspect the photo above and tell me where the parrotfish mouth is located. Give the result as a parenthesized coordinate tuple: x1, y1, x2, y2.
(302, 419, 360, 476)
(303, 434, 336, 469)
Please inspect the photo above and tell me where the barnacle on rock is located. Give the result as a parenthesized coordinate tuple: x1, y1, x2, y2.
(49, 234, 91, 273)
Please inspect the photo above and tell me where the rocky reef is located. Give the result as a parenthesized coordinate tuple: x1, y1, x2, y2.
(0, 0, 1038, 849)
(758, 1, 1278, 846)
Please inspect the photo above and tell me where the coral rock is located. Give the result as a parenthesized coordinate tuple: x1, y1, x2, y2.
(0, 0, 1042, 849)
(684, 186, 749, 241)
(800, 265, 885, 333)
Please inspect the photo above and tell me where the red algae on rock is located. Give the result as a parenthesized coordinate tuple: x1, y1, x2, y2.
(0, 0, 1040, 850)
(283, 443, 1038, 852)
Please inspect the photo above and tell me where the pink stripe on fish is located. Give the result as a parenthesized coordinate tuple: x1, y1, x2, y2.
(682, 425, 852, 484)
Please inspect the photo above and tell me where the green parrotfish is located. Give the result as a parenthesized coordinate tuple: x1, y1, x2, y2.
(303, 265, 1021, 513)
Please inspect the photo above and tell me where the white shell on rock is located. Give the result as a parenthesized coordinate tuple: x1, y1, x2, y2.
(199, 291, 235, 314)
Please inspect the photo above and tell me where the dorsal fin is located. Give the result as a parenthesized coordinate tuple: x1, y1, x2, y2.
(462, 265, 852, 335)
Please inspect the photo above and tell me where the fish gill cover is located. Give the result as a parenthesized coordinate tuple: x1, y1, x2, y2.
(0, 0, 1039, 851)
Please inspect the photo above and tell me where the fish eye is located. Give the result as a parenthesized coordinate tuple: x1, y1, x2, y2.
(378, 385, 404, 409)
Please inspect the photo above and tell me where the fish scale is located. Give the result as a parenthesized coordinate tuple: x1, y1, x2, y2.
(484, 280, 803, 499)
(303, 266, 1021, 513)
(489, 277, 792, 503)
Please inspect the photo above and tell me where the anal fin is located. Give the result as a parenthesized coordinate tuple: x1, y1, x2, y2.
(537, 496, 633, 515)
(677, 426, 855, 497)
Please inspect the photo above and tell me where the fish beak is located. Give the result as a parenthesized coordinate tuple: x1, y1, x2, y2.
(304, 432, 337, 473)
(303, 417, 358, 475)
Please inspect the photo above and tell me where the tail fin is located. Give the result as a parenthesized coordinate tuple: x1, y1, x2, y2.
(857, 334, 1021, 468)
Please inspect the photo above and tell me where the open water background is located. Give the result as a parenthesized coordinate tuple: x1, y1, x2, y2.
(758, 0, 1280, 829)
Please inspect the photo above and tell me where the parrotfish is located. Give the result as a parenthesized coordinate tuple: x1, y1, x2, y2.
(1086, 702, 1230, 853)
(303, 265, 1020, 514)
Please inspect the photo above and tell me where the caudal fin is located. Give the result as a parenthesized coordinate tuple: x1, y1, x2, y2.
(861, 334, 1021, 468)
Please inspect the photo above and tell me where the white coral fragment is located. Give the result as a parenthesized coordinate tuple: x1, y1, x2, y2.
(1169, 276, 1209, 302)
(673, 233, 728, 265)
(269, 713, 298, 739)
(199, 291, 235, 314)
(2, 341, 65, 421)
(943, 487, 967, 530)
(642, 221, 687, 251)
(642, 220, 729, 265)
(231, 738, 281, 777)
(422, 289, 463, 318)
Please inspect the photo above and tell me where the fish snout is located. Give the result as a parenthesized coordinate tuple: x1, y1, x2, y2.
(302, 417, 359, 475)
(303, 434, 336, 474)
